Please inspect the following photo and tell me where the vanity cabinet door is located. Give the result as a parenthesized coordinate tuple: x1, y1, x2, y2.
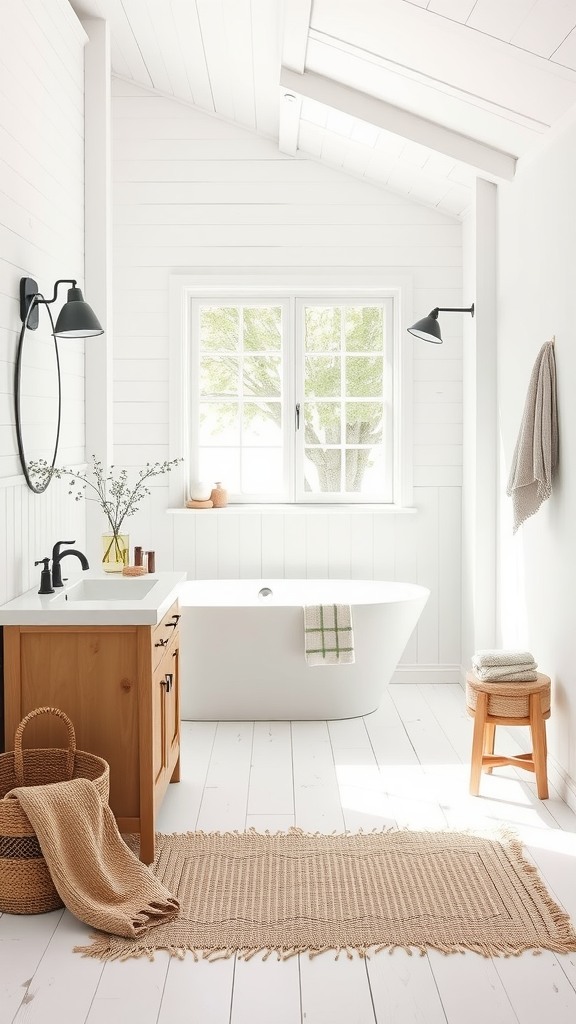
(165, 638, 180, 782)
(151, 631, 180, 796)
(9, 624, 140, 819)
(152, 651, 167, 790)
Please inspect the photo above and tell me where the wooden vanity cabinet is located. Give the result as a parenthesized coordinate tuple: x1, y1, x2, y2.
(3, 601, 181, 864)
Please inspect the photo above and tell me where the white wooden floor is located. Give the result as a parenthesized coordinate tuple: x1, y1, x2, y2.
(2, 683, 576, 1024)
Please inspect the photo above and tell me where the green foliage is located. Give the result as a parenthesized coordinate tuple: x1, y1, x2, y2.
(200, 307, 239, 351)
(243, 306, 281, 351)
(198, 303, 387, 493)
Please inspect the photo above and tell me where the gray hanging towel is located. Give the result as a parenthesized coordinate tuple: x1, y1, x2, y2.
(506, 340, 558, 533)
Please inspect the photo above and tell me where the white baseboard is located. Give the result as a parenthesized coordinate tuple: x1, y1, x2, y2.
(545, 754, 576, 816)
(391, 664, 461, 684)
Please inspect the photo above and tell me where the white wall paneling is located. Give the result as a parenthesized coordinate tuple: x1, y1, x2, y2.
(328, 514, 351, 579)
(0, 1, 87, 603)
(112, 80, 463, 681)
(0, 475, 86, 604)
(83, 17, 114, 568)
(497, 117, 576, 806)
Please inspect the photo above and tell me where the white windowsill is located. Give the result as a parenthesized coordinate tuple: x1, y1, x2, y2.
(166, 504, 416, 515)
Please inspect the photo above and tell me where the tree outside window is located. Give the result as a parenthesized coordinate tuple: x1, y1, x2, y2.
(192, 297, 393, 503)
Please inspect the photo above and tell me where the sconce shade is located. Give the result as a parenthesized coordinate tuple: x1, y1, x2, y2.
(407, 304, 474, 344)
(53, 286, 104, 338)
(407, 310, 443, 344)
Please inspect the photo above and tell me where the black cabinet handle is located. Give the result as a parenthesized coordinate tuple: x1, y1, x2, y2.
(166, 614, 181, 629)
(154, 638, 169, 648)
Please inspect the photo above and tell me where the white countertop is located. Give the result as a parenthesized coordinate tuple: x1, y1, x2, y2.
(0, 570, 187, 626)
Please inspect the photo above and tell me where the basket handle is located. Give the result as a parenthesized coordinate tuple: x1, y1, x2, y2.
(14, 707, 77, 786)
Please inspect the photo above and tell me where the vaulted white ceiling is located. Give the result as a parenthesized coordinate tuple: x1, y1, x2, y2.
(70, 0, 576, 218)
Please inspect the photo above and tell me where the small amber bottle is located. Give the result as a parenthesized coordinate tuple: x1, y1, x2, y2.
(146, 551, 156, 573)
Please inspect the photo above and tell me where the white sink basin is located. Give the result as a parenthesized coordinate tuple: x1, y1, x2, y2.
(0, 571, 186, 625)
(63, 578, 157, 602)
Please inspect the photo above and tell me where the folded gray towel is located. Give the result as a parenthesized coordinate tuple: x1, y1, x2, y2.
(474, 667, 539, 682)
(472, 649, 535, 669)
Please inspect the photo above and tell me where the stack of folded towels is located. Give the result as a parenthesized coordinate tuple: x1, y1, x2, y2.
(471, 649, 538, 682)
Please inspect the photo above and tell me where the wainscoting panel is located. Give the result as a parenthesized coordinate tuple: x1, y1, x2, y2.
(0, 476, 86, 606)
(165, 487, 461, 680)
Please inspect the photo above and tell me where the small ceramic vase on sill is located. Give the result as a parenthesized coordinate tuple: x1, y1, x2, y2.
(102, 532, 129, 573)
(210, 481, 228, 507)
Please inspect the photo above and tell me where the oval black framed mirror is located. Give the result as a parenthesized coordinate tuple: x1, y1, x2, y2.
(15, 278, 62, 494)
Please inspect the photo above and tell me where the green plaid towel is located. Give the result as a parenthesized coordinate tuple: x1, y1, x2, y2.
(304, 604, 355, 666)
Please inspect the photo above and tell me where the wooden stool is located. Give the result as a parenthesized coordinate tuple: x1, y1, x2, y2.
(465, 671, 551, 799)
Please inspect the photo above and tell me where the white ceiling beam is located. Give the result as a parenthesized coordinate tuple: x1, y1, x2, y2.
(282, 0, 312, 73)
(280, 66, 517, 181)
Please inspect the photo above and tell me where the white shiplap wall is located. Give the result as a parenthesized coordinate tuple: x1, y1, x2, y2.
(112, 79, 463, 678)
(0, 1, 87, 603)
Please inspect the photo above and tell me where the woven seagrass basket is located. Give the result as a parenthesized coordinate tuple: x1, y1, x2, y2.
(466, 673, 551, 719)
(0, 707, 109, 915)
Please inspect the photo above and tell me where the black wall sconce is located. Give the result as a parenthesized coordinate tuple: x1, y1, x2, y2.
(19, 277, 104, 337)
(407, 304, 475, 344)
(15, 277, 104, 493)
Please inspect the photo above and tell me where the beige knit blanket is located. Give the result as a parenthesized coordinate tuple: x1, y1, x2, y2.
(506, 340, 558, 534)
(9, 779, 179, 938)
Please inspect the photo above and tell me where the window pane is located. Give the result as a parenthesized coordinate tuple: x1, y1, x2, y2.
(346, 447, 384, 494)
(198, 447, 240, 491)
(304, 356, 341, 398)
(243, 403, 282, 446)
(304, 306, 341, 353)
(200, 356, 239, 397)
(199, 403, 239, 445)
(199, 307, 239, 351)
(304, 448, 342, 493)
(345, 402, 383, 445)
(345, 307, 384, 352)
(304, 402, 340, 445)
(243, 307, 281, 351)
(243, 356, 281, 397)
(346, 356, 383, 397)
(242, 449, 284, 494)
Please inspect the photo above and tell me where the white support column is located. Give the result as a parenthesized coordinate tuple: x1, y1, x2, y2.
(83, 18, 113, 564)
(474, 178, 498, 647)
(278, 0, 310, 155)
(461, 178, 498, 670)
(282, 0, 312, 72)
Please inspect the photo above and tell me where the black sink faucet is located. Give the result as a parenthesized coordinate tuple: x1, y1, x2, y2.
(51, 540, 90, 588)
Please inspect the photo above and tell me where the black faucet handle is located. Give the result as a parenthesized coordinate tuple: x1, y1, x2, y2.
(35, 557, 55, 595)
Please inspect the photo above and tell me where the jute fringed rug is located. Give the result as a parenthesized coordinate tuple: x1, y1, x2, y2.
(74, 827, 576, 962)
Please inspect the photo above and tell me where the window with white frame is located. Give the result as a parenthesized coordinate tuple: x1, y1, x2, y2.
(189, 293, 398, 504)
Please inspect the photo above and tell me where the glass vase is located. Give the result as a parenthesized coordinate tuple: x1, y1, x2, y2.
(102, 532, 129, 573)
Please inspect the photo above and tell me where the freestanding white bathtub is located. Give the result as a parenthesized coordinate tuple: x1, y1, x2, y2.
(178, 579, 429, 721)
